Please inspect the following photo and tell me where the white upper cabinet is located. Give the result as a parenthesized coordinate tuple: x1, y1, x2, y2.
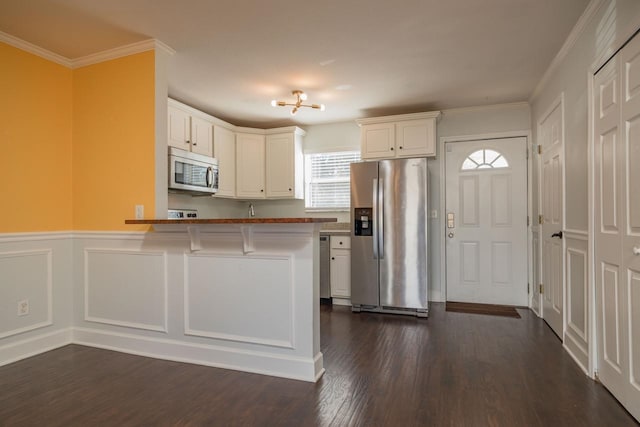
(213, 125, 236, 198)
(190, 115, 214, 156)
(265, 129, 305, 199)
(168, 100, 214, 156)
(236, 132, 266, 199)
(360, 123, 395, 159)
(357, 112, 440, 160)
(167, 99, 306, 201)
(167, 105, 191, 150)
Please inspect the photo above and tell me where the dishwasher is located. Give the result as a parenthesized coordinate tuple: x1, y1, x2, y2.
(319, 235, 331, 299)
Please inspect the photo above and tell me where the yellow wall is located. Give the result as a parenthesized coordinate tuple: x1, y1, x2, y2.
(0, 43, 156, 233)
(72, 51, 156, 231)
(0, 42, 73, 232)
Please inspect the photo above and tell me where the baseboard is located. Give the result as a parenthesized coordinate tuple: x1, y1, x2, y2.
(564, 333, 590, 377)
(332, 297, 352, 306)
(72, 327, 322, 382)
(0, 328, 73, 367)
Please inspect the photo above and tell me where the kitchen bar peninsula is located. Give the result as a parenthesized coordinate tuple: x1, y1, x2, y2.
(80, 217, 337, 382)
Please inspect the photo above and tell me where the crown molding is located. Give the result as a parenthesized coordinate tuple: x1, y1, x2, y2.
(442, 101, 530, 115)
(0, 31, 174, 69)
(0, 30, 73, 67)
(71, 39, 175, 69)
(529, 0, 605, 101)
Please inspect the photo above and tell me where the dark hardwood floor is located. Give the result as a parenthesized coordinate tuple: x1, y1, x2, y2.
(0, 303, 637, 427)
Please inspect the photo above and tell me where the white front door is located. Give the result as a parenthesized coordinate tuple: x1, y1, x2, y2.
(539, 101, 564, 338)
(594, 32, 640, 422)
(445, 137, 528, 306)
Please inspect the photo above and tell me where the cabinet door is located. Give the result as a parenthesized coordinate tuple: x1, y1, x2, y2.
(396, 118, 436, 157)
(190, 116, 213, 156)
(236, 133, 266, 198)
(213, 126, 236, 198)
(330, 249, 351, 298)
(361, 123, 395, 159)
(168, 105, 191, 150)
(266, 133, 295, 198)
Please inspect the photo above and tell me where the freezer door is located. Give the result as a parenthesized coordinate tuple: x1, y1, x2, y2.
(379, 158, 428, 309)
(350, 161, 379, 307)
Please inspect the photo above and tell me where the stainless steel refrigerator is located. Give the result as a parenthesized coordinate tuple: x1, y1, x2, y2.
(350, 158, 428, 317)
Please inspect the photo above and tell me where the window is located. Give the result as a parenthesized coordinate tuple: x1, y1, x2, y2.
(461, 149, 509, 170)
(305, 151, 360, 210)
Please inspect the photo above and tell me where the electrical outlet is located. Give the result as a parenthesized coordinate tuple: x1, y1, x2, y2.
(135, 205, 144, 219)
(18, 299, 29, 316)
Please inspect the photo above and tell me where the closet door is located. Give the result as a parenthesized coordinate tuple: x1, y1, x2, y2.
(594, 32, 640, 422)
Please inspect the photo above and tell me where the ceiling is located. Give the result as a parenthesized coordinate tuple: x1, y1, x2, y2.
(0, 0, 590, 128)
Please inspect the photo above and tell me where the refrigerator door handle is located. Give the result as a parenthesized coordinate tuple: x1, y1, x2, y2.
(378, 178, 384, 260)
(373, 178, 378, 259)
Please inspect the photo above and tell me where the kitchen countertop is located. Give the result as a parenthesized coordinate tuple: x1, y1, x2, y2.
(125, 217, 337, 225)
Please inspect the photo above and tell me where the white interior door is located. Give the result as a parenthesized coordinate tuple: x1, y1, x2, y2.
(445, 137, 528, 306)
(594, 32, 640, 422)
(539, 102, 564, 338)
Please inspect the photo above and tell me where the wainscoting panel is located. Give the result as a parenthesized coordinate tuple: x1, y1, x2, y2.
(0, 233, 73, 366)
(564, 231, 589, 373)
(84, 248, 168, 332)
(0, 249, 52, 339)
(184, 253, 294, 348)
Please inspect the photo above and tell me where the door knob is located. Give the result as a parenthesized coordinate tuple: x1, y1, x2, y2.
(551, 231, 563, 239)
(633, 246, 640, 256)
(448, 232, 454, 238)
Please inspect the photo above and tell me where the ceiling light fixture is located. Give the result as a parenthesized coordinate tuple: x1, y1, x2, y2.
(271, 90, 325, 116)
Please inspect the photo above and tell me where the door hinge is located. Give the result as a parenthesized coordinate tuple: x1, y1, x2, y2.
(539, 284, 544, 294)
(539, 214, 544, 225)
(526, 148, 529, 160)
(527, 283, 530, 294)
(538, 145, 542, 155)
(527, 216, 530, 226)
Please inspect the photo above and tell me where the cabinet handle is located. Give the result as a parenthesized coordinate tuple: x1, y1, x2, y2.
(261, 189, 264, 192)
(390, 147, 394, 151)
(186, 140, 191, 144)
(339, 241, 343, 245)
(193, 142, 197, 146)
(289, 188, 292, 191)
(399, 146, 403, 149)
(331, 257, 335, 260)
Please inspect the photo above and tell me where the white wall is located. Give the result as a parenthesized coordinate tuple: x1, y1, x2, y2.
(530, 0, 640, 372)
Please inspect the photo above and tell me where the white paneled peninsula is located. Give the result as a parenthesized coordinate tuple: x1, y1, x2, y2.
(113, 217, 336, 382)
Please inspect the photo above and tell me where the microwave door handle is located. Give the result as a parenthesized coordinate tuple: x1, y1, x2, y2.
(206, 167, 213, 188)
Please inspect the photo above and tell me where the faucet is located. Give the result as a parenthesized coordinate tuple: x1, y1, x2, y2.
(248, 203, 255, 217)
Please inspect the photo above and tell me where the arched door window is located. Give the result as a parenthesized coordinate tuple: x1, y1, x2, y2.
(461, 149, 509, 170)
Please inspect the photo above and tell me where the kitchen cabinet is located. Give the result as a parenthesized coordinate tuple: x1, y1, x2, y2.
(236, 132, 266, 199)
(168, 100, 214, 156)
(330, 236, 351, 299)
(357, 112, 440, 160)
(265, 129, 304, 199)
(167, 99, 306, 201)
(213, 125, 236, 198)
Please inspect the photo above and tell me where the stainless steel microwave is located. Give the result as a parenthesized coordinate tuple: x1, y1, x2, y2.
(168, 147, 219, 194)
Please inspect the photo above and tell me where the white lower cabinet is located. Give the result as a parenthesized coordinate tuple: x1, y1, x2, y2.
(330, 236, 351, 299)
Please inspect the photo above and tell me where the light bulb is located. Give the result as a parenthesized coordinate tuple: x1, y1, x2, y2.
(290, 107, 298, 116)
(320, 104, 326, 111)
(271, 100, 277, 107)
(300, 92, 308, 101)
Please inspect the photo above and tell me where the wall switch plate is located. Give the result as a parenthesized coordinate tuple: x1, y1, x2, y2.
(18, 299, 29, 316)
(135, 205, 144, 219)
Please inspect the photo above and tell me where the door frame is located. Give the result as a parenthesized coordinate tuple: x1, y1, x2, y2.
(439, 130, 532, 305)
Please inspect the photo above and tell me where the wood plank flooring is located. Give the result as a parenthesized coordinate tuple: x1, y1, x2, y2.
(1, 303, 637, 426)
